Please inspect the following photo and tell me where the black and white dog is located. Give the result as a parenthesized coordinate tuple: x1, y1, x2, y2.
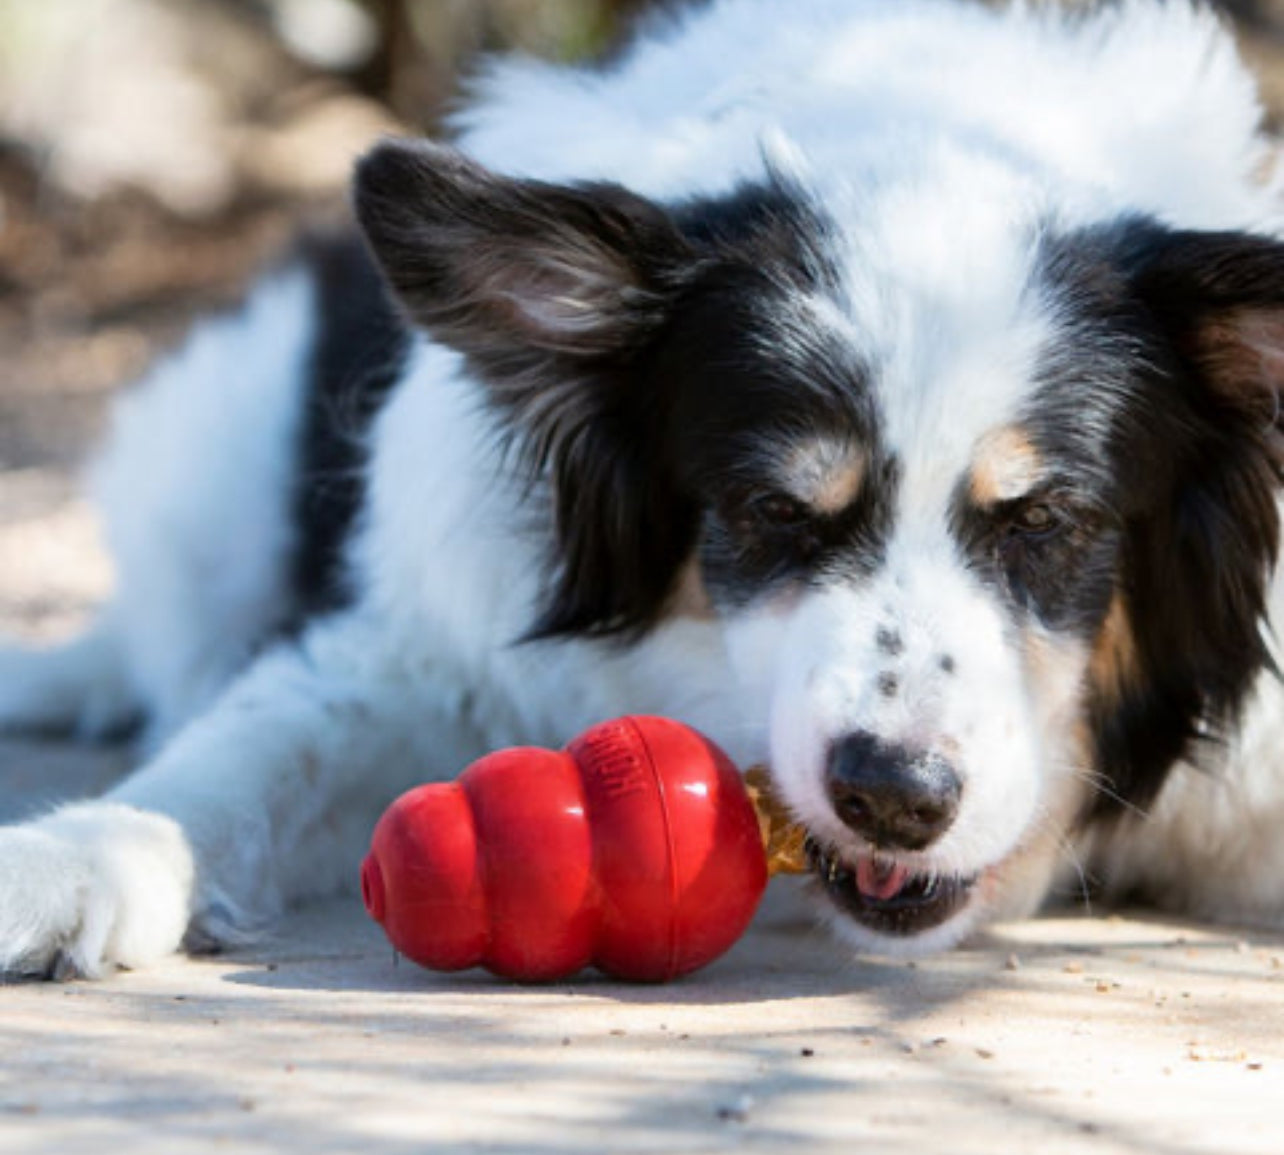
(4, 0, 1284, 977)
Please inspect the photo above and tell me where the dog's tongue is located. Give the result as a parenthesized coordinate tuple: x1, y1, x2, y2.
(855, 858, 912, 901)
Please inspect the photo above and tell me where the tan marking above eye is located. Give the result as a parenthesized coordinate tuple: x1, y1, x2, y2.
(780, 437, 866, 515)
(970, 425, 1046, 506)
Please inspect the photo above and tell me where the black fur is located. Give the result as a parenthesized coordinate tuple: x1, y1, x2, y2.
(355, 140, 699, 639)
(1036, 219, 1284, 819)
(291, 232, 409, 617)
(662, 183, 896, 603)
(354, 140, 870, 637)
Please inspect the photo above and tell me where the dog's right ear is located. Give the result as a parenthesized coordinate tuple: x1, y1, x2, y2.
(353, 139, 694, 371)
(354, 139, 702, 641)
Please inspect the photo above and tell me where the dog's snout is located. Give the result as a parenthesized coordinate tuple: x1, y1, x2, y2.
(825, 733, 962, 851)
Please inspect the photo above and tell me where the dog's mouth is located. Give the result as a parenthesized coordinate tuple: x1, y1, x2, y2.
(806, 840, 978, 936)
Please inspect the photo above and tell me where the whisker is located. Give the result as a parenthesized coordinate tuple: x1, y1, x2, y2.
(1024, 799, 1095, 915)
(1067, 765, 1150, 821)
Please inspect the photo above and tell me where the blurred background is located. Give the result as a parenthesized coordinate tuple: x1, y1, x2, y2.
(2, 0, 1284, 640)
(0, 0, 661, 478)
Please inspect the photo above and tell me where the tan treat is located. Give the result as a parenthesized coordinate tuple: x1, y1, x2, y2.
(744, 765, 809, 875)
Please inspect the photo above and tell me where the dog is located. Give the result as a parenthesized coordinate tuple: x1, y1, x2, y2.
(4, 0, 1284, 978)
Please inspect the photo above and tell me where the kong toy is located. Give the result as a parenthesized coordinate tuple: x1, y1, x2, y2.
(360, 715, 805, 982)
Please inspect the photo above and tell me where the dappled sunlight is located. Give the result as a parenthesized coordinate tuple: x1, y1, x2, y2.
(4, 894, 1281, 1153)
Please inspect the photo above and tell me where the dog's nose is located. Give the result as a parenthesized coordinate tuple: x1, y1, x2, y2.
(825, 733, 962, 851)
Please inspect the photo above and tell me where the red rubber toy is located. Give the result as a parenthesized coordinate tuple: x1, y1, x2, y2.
(359, 715, 769, 982)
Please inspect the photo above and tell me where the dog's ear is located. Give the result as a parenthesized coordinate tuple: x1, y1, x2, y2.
(1086, 222, 1284, 817)
(353, 139, 700, 639)
(1122, 223, 1284, 437)
(354, 139, 693, 366)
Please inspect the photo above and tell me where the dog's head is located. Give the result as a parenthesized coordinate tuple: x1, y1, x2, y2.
(356, 140, 1284, 953)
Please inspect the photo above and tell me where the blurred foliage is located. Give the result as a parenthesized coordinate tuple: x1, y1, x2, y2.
(0, 0, 667, 471)
(346, 0, 660, 126)
(0, 0, 665, 212)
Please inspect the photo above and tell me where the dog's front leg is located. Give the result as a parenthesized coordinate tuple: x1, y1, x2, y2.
(0, 616, 487, 979)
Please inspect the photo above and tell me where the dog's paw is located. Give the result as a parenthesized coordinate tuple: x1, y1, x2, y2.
(0, 803, 194, 979)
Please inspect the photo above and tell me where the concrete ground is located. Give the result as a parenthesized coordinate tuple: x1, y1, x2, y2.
(2, 470, 1284, 1155)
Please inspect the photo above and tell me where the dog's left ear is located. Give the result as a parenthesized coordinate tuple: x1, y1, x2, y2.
(1086, 221, 1284, 816)
(353, 139, 700, 639)
(1123, 223, 1284, 437)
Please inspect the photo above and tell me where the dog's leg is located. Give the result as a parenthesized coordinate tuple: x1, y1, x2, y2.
(0, 613, 485, 978)
(0, 615, 141, 740)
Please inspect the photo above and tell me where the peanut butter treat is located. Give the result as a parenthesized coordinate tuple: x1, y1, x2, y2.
(744, 766, 809, 876)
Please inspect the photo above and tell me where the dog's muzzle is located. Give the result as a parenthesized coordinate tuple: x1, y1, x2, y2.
(810, 733, 974, 935)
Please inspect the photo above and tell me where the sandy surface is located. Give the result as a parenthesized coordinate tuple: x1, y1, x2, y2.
(2, 882, 1284, 1154)
(2, 480, 1284, 1154)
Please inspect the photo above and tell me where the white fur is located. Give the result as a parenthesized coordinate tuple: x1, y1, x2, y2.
(0, 803, 192, 978)
(3, 0, 1284, 975)
(91, 267, 315, 748)
(457, 0, 1275, 225)
(0, 619, 136, 739)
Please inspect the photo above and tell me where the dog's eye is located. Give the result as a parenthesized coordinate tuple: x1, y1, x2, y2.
(748, 492, 810, 527)
(1009, 502, 1061, 538)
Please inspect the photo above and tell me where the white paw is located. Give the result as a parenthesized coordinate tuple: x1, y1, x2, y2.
(0, 803, 194, 979)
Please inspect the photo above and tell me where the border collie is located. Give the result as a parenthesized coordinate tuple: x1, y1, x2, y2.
(4, 0, 1284, 978)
